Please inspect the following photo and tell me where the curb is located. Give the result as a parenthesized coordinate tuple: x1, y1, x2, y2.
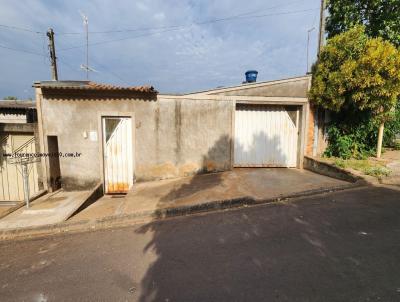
(0, 182, 362, 242)
(303, 156, 380, 185)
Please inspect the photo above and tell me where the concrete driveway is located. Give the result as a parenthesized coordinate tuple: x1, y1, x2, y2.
(71, 168, 350, 222)
(0, 190, 91, 230)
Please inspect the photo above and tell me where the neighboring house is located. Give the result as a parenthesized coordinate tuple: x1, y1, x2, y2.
(0, 100, 42, 202)
(34, 75, 320, 194)
(0, 100, 37, 123)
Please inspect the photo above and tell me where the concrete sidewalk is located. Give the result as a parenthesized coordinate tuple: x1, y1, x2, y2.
(71, 168, 351, 222)
(0, 190, 91, 230)
(382, 150, 400, 185)
(0, 201, 23, 220)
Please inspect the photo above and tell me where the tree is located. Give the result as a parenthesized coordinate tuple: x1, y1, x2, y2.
(309, 26, 400, 158)
(3, 96, 17, 100)
(326, 0, 400, 47)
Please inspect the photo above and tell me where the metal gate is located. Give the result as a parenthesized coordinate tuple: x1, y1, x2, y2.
(102, 117, 133, 194)
(234, 105, 299, 167)
(0, 134, 40, 201)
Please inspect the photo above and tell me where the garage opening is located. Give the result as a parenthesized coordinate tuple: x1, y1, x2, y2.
(47, 135, 61, 192)
(234, 104, 300, 168)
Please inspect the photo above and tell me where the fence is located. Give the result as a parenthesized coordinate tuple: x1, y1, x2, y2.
(0, 133, 40, 201)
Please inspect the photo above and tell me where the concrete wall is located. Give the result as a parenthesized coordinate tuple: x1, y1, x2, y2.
(191, 76, 311, 98)
(306, 105, 328, 157)
(212, 79, 309, 98)
(37, 76, 312, 191)
(137, 97, 233, 181)
(38, 92, 233, 190)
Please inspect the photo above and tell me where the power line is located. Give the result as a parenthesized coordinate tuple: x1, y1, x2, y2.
(0, 44, 47, 57)
(59, 55, 129, 84)
(0, 0, 310, 38)
(0, 38, 128, 84)
(57, 57, 82, 76)
(92, 61, 129, 84)
(58, 8, 318, 52)
(57, 0, 309, 35)
(0, 24, 44, 34)
(58, 26, 184, 51)
(231, 7, 317, 20)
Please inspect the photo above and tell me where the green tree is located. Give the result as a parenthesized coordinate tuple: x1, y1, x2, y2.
(326, 0, 400, 47)
(309, 26, 400, 158)
(3, 96, 17, 100)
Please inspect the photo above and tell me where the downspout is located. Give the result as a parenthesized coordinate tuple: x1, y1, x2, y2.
(312, 107, 319, 156)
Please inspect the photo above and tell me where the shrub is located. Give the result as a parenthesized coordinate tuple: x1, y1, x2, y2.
(364, 166, 391, 178)
(324, 102, 400, 159)
(309, 26, 400, 158)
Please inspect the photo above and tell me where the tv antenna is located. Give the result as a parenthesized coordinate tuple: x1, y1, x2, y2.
(80, 64, 98, 73)
(79, 10, 89, 79)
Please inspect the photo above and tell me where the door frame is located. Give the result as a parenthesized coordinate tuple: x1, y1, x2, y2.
(97, 111, 135, 194)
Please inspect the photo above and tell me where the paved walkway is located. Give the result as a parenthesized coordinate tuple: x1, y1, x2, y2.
(0, 190, 90, 230)
(71, 168, 349, 222)
(382, 150, 400, 185)
(0, 202, 23, 219)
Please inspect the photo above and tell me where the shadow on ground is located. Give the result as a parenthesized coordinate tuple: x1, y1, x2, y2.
(133, 186, 400, 301)
(136, 132, 291, 301)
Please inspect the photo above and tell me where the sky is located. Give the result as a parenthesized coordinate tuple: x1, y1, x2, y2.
(0, 0, 320, 98)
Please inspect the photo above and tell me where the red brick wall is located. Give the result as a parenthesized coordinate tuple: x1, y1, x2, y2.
(306, 105, 315, 156)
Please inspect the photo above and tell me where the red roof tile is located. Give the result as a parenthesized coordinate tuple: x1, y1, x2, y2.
(86, 82, 156, 93)
(36, 81, 157, 93)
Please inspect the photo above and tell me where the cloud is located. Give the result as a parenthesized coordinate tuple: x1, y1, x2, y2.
(153, 12, 166, 21)
(136, 2, 149, 11)
(0, 0, 319, 98)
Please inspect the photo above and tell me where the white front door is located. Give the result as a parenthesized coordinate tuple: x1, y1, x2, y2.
(234, 105, 299, 167)
(102, 117, 134, 194)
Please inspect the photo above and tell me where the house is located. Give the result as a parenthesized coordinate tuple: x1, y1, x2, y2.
(0, 100, 37, 123)
(34, 74, 321, 194)
(0, 100, 42, 202)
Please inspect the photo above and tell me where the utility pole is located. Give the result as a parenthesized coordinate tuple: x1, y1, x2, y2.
(307, 27, 315, 73)
(313, 0, 326, 157)
(46, 28, 58, 81)
(317, 0, 326, 56)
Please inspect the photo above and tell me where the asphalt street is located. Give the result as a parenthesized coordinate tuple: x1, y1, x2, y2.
(1, 185, 400, 302)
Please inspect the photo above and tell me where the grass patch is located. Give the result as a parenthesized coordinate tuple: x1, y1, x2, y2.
(331, 158, 391, 178)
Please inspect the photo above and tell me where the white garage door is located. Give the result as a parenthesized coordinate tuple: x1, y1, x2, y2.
(234, 105, 299, 167)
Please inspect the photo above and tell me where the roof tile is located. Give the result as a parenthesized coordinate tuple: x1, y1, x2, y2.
(37, 81, 157, 93)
